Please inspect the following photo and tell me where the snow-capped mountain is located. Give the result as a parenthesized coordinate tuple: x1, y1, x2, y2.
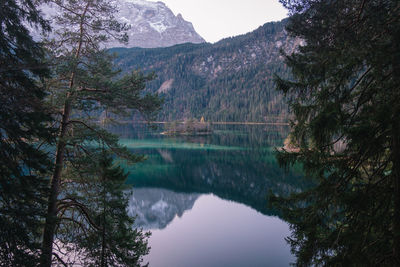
(115, 0, 205, 48)
(127, 188, 200, 230)
(33, 0, 205, 48)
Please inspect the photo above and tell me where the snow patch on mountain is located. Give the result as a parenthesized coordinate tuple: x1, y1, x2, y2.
(149, 21, 168, 33)
(32, 0, 205, 48)
(110, 0, 205, 47)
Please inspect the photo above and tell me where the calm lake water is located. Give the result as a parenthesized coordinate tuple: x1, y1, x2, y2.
(111, 124, 308, 267)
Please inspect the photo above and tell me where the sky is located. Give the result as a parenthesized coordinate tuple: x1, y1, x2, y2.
(148, 0, 288, 43)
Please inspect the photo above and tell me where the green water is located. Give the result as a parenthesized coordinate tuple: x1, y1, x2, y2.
(110, 124, 308, 267)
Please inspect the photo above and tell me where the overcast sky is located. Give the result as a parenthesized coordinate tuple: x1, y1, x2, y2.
(148, 0, 288, 43)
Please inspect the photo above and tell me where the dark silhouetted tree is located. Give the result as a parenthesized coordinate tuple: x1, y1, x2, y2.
(274, 0, 400, 265)
(0, 0, 52, 265)
(56, 150, 150, 266)
(39, 1, 161, 265)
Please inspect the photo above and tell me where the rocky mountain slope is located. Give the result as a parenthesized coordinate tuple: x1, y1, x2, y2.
(112, 0, 205, 48)
(33, 0, 205, 48)
(112, 19, 300, 122)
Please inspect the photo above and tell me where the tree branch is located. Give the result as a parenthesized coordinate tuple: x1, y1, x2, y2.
(53, 252, 68, 267)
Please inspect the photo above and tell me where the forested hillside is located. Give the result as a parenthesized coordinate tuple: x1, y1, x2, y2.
(112, 19, 298, 122)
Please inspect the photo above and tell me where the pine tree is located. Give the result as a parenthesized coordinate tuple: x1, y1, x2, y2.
(274, 0, 400, 265)
(57, 151, 150, 267)
(0, 0, 52, 265)
(39, 1, 161, 265)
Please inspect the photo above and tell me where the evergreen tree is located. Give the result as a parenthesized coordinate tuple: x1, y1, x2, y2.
(274, 0, 400, 265)
(0, 0, 52, 265)
(39, 1, 161, 265)
(57, 151, 150, 267)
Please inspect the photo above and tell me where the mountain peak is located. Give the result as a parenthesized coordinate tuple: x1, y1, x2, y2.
(124, 0, 166, 9)
(33, 0, 205, 49)
(113, 0, 205, 48)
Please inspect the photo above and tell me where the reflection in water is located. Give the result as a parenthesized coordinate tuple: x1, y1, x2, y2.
(145, 194, 294, 267)
(115, 124, 310, 217)
(108, 124, 308, 266)
(127, 188, 199, 230)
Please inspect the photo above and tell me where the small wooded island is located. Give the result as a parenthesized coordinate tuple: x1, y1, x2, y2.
(162, 117, 212, 136)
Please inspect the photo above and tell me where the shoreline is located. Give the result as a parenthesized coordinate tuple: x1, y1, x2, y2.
(133, 121, 290, 126)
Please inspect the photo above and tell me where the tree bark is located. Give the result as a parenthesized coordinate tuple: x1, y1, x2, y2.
(101, 170, 107, 267)
(100, 200, 107, 267)
(392, 24, 400, 265)
(40, 98, 72, 266)
(393, 124, 400, 265)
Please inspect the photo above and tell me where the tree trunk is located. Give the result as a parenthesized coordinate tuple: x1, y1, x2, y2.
(393, 120, 400, 265)
(101, 176, 107, 267)
(40, 99, 72, 267)
(40, 3, 90, 265)
(392, 25, 400, 265)
(100, 225, 106, 267)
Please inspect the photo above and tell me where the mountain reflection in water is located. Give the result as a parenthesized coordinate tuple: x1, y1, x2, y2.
(127, 188, 199, 230)
(109, 124, 310, 267)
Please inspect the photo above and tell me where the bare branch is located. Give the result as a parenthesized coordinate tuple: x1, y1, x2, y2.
(53, 252, 68, 267)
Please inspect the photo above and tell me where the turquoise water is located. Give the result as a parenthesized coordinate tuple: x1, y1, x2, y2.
(111, 124, 307, 267)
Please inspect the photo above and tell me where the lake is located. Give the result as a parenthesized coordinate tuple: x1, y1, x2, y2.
(111, 123, 307, 267)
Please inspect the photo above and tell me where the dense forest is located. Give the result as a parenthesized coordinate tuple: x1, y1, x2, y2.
(112, 19, 297, 122)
